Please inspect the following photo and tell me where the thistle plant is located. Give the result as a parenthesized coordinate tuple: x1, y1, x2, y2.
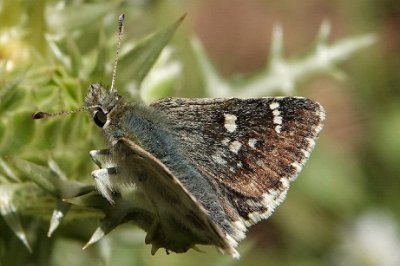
(0, 1, 375, 266)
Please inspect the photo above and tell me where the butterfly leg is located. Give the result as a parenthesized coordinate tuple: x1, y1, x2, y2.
(90, 149, 119, 203)
(90, 149, 114, 168)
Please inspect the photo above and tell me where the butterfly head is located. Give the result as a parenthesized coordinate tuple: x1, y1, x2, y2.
(85, 14, 125, 128)
(85, 83, 121, 128)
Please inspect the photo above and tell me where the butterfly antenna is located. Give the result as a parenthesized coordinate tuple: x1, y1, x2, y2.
(32, 107, 92, 120)
(33, 14, 125, 121)
(110, 13, 125, 92)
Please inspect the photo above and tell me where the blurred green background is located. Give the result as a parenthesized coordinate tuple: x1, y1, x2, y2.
(0, 0, 399, 265)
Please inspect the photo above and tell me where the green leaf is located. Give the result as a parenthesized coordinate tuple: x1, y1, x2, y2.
(0, 120, 5, 144)
(7, 157, 94, 198)
(0, 70, 27, 113)
(65, 37, 83, 77)
(46, 2, 117, 33)
(90, 26, 108, 81)
(191, 37, 230, 98)
(118, 15, 186, 92)
(0, 111, 35, 155)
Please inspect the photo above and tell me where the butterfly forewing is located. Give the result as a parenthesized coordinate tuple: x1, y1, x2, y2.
(151, 97, 325, 229)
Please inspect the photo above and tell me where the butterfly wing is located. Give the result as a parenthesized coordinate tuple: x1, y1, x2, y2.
(112, 137, 238, 257)
(151, 97, 325, 233)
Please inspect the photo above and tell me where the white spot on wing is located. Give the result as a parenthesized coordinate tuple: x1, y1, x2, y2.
(301, 148, 311, 158)
(229, 140, 242, 154)
(273, 114, 282, 125)
(291, 161, 303, 172)
(269, 102, 280, 110)
(248, 138, 257, 149)
(244, 177, 290, 225)
(274, 117, 282, 125)
(222, 138, 230, 146)
(212, 154, 227, 165)
(224, 114, 237, 133)
(256, 160, 265, 167)
(269, 101, 283, 133)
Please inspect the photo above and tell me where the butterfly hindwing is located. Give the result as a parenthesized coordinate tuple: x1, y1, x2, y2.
(112, 137, 238, 256)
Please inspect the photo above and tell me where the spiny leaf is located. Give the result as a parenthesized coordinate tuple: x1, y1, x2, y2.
(0, 158, 19, 182)
(6, 157, 58, 196)
(140, 47, 182, 103)
(232, 32, 377, 97)
(192, 22, 376, 98)
(0, 184, 32, 251)
(6, 157, 93, 198)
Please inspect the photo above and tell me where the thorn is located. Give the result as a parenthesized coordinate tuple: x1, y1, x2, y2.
(17, 232, 32, 253)
(47, 210, 63, 237)
(178, 13, 187, 23)
(83, 227, 106, 250)
(48, 159, 67, 180)
(317, 20, 331, 44)
(270, 24, 283, 63)
(48, 201, 71, 237)
(327, 66, 347, 81)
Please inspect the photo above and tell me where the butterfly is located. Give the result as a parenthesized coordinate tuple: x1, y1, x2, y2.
(33, 14, 325, 258)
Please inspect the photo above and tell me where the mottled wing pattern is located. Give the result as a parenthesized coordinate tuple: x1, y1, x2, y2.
(151, 97, 325, 236)
(113, 137, 238, 257)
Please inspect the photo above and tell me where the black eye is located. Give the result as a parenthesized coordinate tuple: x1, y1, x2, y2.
(93, 109, 107, 127)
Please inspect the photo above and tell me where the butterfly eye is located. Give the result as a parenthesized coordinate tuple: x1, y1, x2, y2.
(93, 108, 107, 128)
